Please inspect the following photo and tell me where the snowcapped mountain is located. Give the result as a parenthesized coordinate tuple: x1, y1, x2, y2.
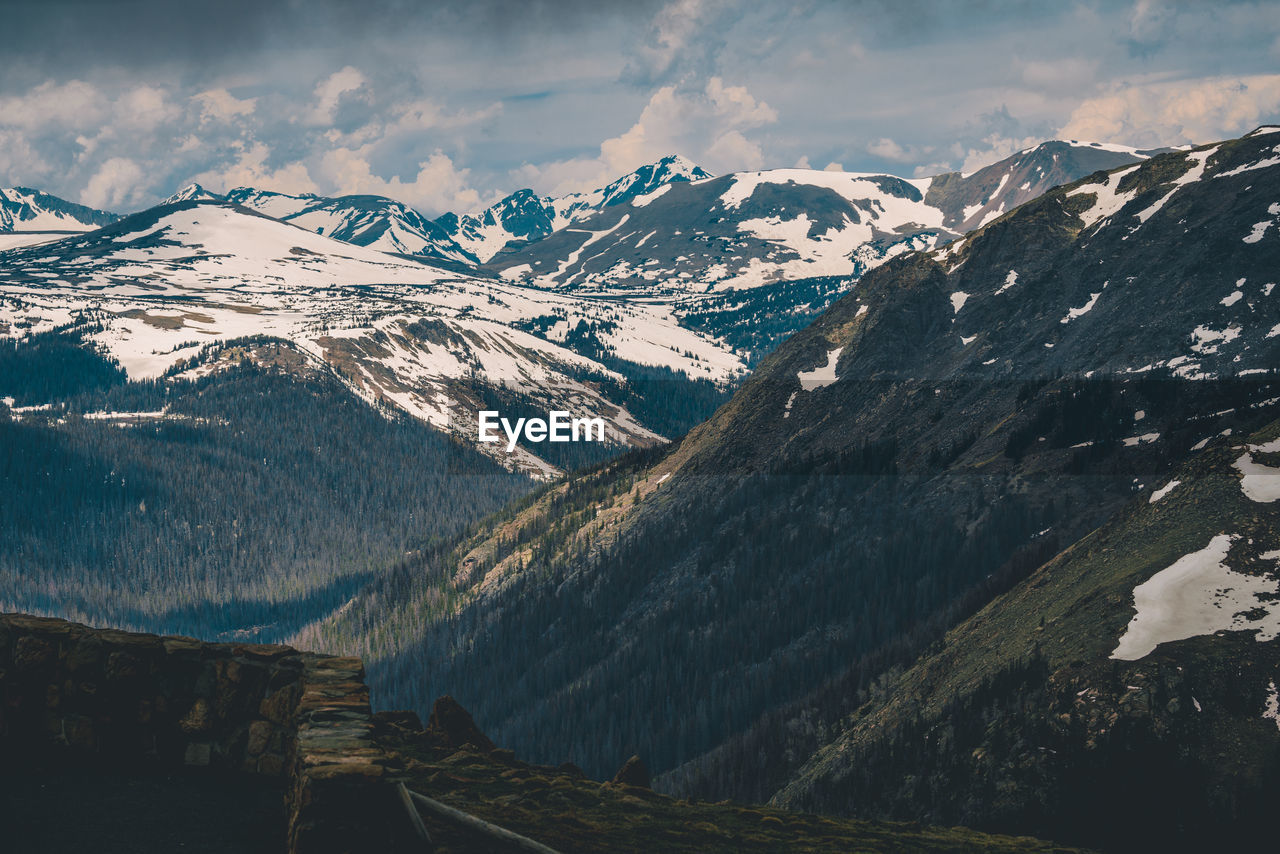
(160, 183, 224, 205)
(0, 200, 743, 476)
(489, 141, 1159, 294)
(481, 140, 1160, 360)
(924, 139, 1163, 231)
(0, 187, 120, 252)
(221, 187, 475, 266)
(435, 154, 714, 263)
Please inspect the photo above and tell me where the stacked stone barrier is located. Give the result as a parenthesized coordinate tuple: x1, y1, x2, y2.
(0, 613, 401, 853)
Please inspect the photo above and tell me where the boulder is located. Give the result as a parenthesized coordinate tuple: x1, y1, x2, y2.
(425, 695, 495, 752)
(610, 755, 650, 789)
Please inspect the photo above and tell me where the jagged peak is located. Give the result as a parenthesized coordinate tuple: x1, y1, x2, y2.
(650, 153, 714, 180)
(161, 183, 223, 206)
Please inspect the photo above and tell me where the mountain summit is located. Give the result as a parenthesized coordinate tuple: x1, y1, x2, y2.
(221, 187, 476, 266)
(0, 187, 119, 234)
(435, 154, 714, 263)
(160, 183, 224, 205)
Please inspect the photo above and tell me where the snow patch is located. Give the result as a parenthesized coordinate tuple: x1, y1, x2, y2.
(797, 347, 843, 390)
(1067, 164, 1142, 230)
(783, 390, 797, 419)
(1112, 534, 1280, 660)
(1265, 681, 1280, 732)
(1061, 291, 1102, 324)
(1149, 480, 1181, 504)
(1234, 442, 1280, 502)
(630, 184, 671, 207)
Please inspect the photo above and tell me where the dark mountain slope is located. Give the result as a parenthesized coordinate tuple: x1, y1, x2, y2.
(312, 128, 1280, 796)
(771, 418, 1280, 852)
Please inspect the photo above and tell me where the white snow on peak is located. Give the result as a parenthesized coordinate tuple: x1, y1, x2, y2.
(1148, 479, 1181, 504)
(0, 203, 746, 477)
(0, 187, 110, 232)
(162, 184, 220, 205)
(1216, 142, 1280, 178)
(1062, 139, 1153, 156)
(950, 291, 970, 313)
(1112, 533, 1280, 660)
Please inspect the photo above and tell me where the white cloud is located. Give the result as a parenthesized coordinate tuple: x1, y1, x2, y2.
(117, 85, 182, 133)
(308, 66, 369, 126)
(1128, 0, 1175, 45)
(0, 129, 50, 181)
(387, 98, 502, 134)
(81, 157, 145, 209)
(537, 77, 778, 195)
(193, 89, 257, 124)
(0, 80, 107, 131)
(822, 162, 844, 172)
(705, 130, 766, 171)
(1059, 74, 1280, 147)
(317, 146, 492, 215)
(866, 138, 908, 161)
(705, 77, 778, 126)
(959, 133, 1044, 174)
(191, 141, 319, 196)
(630, 0, 731, 83)
(912, 161, 954, 178)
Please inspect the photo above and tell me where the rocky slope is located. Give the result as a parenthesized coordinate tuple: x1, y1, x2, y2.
(772, 417, 1280, 852)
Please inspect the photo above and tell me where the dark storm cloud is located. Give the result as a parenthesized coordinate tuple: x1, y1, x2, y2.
(1, 0, 1278, 215)
(0, 0, 663, 82)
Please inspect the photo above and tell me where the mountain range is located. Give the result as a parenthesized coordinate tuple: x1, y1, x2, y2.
(1, 139, 1163, 476)
(5, 95, 1280, 850)
(0, 199, 742, 476)
(287, 125, 1280, 851)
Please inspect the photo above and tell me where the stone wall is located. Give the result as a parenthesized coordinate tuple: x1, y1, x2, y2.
(0, 613, 404, 854)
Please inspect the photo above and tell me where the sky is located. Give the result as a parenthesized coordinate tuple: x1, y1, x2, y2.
(2, 0, 1279, 217)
